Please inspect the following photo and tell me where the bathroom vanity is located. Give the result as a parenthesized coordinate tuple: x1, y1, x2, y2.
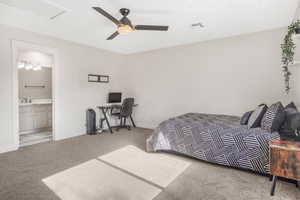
(19, 99, 52, 134)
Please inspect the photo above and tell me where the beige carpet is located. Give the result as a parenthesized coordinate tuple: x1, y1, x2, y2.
(99, 145, 191, 188)
(1, 129, 299, 200)
(42, 159, 161, 200)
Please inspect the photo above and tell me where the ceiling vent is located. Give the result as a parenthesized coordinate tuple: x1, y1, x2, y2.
(191, 22, 204, 28)
(0, 0, 67, 19)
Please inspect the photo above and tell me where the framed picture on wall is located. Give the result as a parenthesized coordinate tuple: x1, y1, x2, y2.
(88, 74, 109, 83)
(99, 75, 109, 83)
(88, 74, 99, 82)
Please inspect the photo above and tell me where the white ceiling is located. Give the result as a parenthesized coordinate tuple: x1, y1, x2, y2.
(0, 0, 299, 54)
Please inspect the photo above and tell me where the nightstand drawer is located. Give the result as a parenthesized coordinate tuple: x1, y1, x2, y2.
(270, 144, 300, 181)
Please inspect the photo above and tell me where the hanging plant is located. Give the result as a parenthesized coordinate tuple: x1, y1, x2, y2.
(281, 20, 300, 93)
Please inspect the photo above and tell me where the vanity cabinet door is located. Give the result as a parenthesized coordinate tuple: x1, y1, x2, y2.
(34, 112, 48, 129)
(33, 105, 50, 129)
(19, 113, 34, 132)
(19, 106, 32, 114)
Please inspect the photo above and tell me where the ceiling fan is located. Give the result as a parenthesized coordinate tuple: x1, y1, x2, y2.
(92, 7, 169, 40)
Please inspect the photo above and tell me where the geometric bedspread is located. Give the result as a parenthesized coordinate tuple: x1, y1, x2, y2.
(147, 113, 280, 174)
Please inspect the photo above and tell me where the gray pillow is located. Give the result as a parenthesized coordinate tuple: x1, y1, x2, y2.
(240, 111, 253, 125)
(280, 103, 300, 136)
(261, 102, 285, 132)
(290, 113, 300, 130)
(285, 102, 298, 110)
(248, 105, 268, 128)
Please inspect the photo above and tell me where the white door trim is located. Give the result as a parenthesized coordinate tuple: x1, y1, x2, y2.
(11, 40, 58, 150)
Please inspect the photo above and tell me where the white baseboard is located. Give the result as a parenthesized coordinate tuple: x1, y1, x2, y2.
(54, 132, 85, 141)
(0, 144, 18, 154)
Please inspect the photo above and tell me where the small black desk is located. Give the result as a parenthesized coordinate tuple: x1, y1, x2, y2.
(97, 104, 137, 133)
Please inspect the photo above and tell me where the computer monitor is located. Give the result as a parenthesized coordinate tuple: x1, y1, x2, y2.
(108, 93, 122, 103)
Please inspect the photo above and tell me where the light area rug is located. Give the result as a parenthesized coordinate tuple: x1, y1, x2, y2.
(99, 145, 191, 188)
(42, 159, 161, 200)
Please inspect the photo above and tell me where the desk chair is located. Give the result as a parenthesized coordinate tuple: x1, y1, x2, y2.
(112, 98, 135, 131)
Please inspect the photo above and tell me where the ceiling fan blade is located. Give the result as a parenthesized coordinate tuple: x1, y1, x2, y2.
(135, 25, 169, 31)
(93, 7, 120, 26)
(107, 31, 119, 40)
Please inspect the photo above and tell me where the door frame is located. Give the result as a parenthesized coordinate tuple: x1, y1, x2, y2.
(12, 40, 58, 150)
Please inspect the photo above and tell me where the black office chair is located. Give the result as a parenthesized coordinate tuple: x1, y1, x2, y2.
(112, 98, 135, 131)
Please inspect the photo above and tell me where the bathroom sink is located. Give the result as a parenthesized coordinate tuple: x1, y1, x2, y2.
(19, 99, 52, 106)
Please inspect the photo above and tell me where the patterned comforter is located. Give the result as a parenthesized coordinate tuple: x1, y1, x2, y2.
(146, 113, 280, 174)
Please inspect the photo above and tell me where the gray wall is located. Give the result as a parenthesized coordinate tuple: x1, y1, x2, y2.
(118, 28, 299, 128)
(18, 67, 52, 99)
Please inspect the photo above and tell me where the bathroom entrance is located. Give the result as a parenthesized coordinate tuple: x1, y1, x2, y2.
(12, 41, 57, 148)
(18, 50, 53, 146)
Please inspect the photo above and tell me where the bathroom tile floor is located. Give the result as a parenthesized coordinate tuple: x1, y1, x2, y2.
(20, 131, 52, 147)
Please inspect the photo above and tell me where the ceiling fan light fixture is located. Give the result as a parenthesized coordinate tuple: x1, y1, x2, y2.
(191, 22, 204, 28)
(117, 24, 133, 34)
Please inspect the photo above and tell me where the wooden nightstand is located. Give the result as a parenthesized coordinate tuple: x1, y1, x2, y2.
(269, 140, 300, 196)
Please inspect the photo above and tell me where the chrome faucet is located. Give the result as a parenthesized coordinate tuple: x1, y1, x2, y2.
(20, 97, 26, 103)
(20, 97, 32, 103)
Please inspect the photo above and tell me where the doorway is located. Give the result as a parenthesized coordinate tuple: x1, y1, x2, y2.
(12, 41, 57, 149)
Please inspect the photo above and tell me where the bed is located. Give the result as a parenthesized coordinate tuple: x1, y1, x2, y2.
(146, 113, 280, 174)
